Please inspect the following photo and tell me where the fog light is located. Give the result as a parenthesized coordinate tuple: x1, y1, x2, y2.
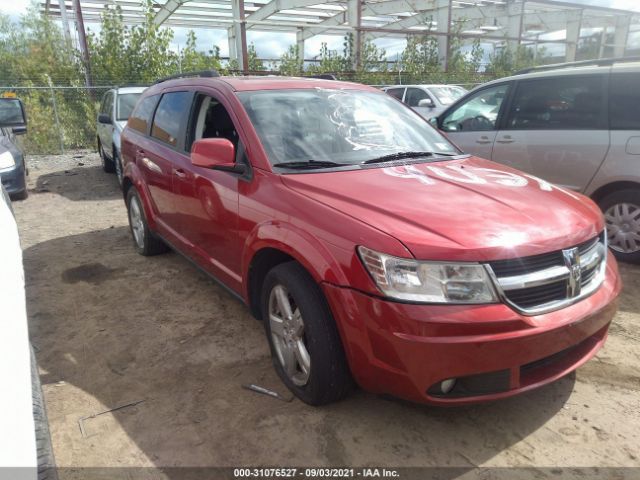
(440, 378, 456, 394)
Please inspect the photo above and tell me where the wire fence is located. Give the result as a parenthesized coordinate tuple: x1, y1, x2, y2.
(0, 70, 495, 155)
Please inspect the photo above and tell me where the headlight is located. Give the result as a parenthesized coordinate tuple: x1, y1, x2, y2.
(358, 246, 498, 304)
(0, 151, 15, 170)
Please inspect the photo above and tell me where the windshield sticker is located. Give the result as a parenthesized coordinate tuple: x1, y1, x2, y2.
(383, 164, 562, 192)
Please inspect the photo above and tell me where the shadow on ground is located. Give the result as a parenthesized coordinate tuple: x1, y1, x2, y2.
(23, 225, 576, 477)
(34, 166, 121, 202)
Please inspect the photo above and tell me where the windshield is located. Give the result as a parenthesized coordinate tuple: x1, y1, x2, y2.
(238, 89, 459, 166)
(117, 93, 142, 121)
(429, 86, 468, 106)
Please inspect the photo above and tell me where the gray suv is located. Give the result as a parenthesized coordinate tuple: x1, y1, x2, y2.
(434, 57, 640, 263)
(97, 86, 146, 186)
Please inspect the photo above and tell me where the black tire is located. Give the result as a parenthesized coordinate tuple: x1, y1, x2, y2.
(261, 262, 352, 405)
(599, 189, 640, 264)
(98, 139, 115, 173)
(113, 147, 124, 189)
(125, 187, 168, 256)
(31, 347, 58, 480)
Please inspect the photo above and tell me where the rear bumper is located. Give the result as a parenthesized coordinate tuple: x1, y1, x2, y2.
(323, 253, 621, 405)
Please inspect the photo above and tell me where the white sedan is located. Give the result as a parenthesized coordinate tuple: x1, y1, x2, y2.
(0, 185, 56, 480)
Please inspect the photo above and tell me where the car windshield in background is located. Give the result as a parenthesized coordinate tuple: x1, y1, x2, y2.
(117, 93, 142, 121)
(429, 86, 467, 105)
(238, 89, 459, 167)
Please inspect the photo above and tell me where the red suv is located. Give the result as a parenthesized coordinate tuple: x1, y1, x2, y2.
(121, 72, 621, 406)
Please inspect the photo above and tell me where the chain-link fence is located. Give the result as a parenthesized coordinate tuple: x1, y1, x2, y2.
(0, 85, 115, 155)
(1, 71, 495, 155)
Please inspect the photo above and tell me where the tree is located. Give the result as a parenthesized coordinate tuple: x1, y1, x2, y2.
(277, 45, 304, 76)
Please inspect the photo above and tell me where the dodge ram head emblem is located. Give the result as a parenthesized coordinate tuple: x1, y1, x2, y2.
(563, 247, 582, 298)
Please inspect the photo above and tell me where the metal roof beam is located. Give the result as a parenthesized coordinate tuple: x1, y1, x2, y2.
(245, 0, 332, 23)
(153, 0, 189, 25)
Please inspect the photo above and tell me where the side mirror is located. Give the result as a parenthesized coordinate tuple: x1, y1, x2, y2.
(418, 98, 435, 108)
(0, 98, 27, 129)
(429, 117, 439, 127)
(12, 126, 27, 135)
(191, 138, 244, 174)
(98, 113, 112, 124)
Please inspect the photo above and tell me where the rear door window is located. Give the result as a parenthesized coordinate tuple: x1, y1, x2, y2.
(386, 88, 405, 101)
(128, 95, 159, 134)
(506, 75, 605, 130)
(610, 72, 640, 130)
(151, 92, 191, 147)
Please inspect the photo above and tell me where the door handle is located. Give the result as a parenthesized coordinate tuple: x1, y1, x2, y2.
(141, 156, 162, 174)
(475, 136, 492, 145)
(173, 168, 187, 178)
(496, 135, 515, 144)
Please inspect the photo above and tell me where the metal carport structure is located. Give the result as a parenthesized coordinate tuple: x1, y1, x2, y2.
(42, 0, 640, 72)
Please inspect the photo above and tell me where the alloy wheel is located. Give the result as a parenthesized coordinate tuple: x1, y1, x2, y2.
(268, 284, 311, 386)
(605, 202, 640, 253)
(129, 196, 145, 250)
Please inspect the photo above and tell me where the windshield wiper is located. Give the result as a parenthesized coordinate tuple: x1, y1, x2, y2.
(272, 160, 349, 169)
(362, 151, 457, 165)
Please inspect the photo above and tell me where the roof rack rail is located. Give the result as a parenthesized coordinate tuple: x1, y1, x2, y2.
(515, 56, 640, 75)
(152, 70, 220, 85)
(305, 74, 338, 80)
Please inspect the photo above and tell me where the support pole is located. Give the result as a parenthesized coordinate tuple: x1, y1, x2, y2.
(347, 0, 362, 69)
(565, 10, 582, 62)
(58, 0, 71, 44)
(296, 29, 305, 65)
(613, 16, 630, 57)
(230, 0, 248, 73)
(436, 0, 450, 71)
(72, 0, 92, 88)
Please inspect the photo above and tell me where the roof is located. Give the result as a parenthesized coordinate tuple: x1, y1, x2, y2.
(219, 75, 377, 91)
(146, 75, 379, 93)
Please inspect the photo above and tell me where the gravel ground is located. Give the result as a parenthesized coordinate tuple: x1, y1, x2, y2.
(11, 152, 640, 479)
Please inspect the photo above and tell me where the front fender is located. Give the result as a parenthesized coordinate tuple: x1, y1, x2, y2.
(241, 220, 351, 299)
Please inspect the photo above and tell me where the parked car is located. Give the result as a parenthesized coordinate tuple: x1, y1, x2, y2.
(0, 97, 28, 200)
(121, 72, 620, 406)
(97, 86, 146, 186)
(0, 184, 57, 479)
(382, 84, 467, 119)
(432, 57, 640, 263)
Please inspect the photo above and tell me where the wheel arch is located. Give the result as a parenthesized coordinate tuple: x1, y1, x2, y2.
(243, 223, 349, 320)
(590, 181, 640, 204)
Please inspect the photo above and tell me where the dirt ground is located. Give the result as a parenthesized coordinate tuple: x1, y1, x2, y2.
(11, 153, 640, 478)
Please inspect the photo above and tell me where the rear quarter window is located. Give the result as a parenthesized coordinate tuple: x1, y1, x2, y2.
(128, 95, 159, 134)
(609, 73, 640, 130)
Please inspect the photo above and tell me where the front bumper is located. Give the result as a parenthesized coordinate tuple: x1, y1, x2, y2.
(323, 252, 622, 405)
(0, 162, 26, 196)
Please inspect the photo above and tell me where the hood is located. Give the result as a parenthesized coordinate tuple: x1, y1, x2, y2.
(281, 156, 604, 261)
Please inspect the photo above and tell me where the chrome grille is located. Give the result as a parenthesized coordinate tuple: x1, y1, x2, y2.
(486, 232, 607, 315)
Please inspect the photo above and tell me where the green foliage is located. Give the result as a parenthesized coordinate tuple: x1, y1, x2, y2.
(277, 45, 303, 76)
(486, 44, 549, 77)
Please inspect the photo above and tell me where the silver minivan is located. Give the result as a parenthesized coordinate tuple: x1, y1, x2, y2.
(434, 58, 640, 263)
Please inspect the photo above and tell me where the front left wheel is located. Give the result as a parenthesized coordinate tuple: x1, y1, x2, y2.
(261, 262, 352, 405)
(98, 139, 115, 173)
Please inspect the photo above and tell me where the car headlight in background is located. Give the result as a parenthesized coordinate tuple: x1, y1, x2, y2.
(358, 246, 498, 304)
(0, 151, 16, 170)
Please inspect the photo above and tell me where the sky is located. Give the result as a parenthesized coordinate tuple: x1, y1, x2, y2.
(1, 0, 639, 60)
